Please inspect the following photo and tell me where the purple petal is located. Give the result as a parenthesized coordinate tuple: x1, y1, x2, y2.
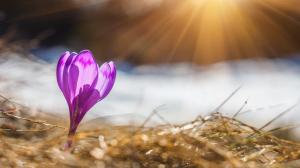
(57, 52, 77, 105)
(69, 50, 98, 98)
(97, 61, 117, 99)
(102, 61, 116, 97)
(76, 89, 100, 124)
(56, 51, 70, 91)
(79, 89, 101, 118)
(57, 51, 78, 125)
(78, 61, 117, 115)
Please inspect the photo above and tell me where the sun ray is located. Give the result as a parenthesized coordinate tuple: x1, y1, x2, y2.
(110, 0, 300, 64)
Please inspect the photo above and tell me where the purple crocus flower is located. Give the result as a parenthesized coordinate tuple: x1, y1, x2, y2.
(56, 50, 116, 148)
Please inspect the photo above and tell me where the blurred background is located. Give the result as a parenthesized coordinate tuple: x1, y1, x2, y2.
(1, 0, 300, 64)
(1, 0, 300, 140)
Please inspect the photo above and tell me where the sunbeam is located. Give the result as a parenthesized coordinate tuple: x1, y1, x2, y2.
(2, 0, 300, 64)
(112, 0, 300, 64)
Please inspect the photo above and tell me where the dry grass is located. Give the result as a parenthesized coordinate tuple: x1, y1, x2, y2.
(1, 95, 300, 168)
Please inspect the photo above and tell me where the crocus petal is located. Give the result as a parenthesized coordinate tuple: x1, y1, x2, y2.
(97, 61, 117, 98)
(79, 61, 117, 115)
(69, 50, 98, 98)
(76, 89, 100, 124)
(78, 89, 101, 118)
(57, 52, 77, 106)
(56, 51, 70, 91)
(101, 61, 116, 98)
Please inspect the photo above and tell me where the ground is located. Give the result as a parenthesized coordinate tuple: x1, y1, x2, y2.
(1, 95, 300, 168)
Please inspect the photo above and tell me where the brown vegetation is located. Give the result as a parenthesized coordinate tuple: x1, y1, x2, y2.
(0, 95, 300, 167)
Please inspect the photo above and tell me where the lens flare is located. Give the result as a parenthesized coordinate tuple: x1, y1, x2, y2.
(113, 0, 300, 64)
(5, 0, 300, 64)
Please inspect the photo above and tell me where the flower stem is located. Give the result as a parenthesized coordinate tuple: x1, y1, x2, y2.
(64, 132, 75, 150)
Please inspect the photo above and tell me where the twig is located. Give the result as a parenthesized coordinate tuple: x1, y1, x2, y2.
(154, 111, 174, 128)
(267, 124, 300, 133)
(232, 99, 248, 119)
(1, 110, 65, 130)
(246, 103, 298, 139)
(259, 103, 298, 131)
(0, 125, 58, 132)
(211, 85, 243, 113)
(249, 123, 300, 140)
(0, 94, 28, 108)
(196, 85, 243, 120)
(133, 105, 166, 134)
